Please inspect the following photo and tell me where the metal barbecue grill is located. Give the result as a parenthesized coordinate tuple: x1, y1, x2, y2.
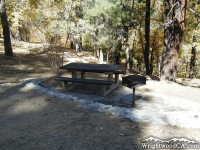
(122, 74, 146, 107)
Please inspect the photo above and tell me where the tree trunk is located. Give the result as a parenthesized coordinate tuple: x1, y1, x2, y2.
(125, 44, 130, 72)
(0, 0, 13, 56)
(149, 32, 157, 75)
(161, 0, 187, 81)
(149, 48, 154, 75)
(122, 26, 130, 72)
(99, 48, 103, 64)
(144, 0, 150, 75)
(189, 34, 196, 78)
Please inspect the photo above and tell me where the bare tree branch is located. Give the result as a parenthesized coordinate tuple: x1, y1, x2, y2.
(187, 7, 200, 18)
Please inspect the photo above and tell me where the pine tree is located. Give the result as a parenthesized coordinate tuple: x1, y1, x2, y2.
(0, 0, 13, 56)
(161, 0, 187, 81)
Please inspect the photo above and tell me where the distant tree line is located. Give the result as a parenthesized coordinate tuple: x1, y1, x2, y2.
(0, 0, 200, 79)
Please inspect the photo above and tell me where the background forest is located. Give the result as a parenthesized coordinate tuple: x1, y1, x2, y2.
(1, 0, 200, 79)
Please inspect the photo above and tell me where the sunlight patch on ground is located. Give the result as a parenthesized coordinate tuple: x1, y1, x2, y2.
(9, 99, 48, 115)
(5, 81, 50, 116)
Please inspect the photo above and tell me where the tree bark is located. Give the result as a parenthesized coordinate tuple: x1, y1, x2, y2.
(149, 32, 157, 75)
(125, 44, 130, 72)
(189, 34, 196, 78)
(123, 26, 130, 72)
(0, 0, 13, 56)
(161, 0, 187, 81)
(144, 0, 150, 75)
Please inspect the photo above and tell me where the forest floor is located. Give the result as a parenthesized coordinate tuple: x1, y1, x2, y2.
(0, 39, 200, 150)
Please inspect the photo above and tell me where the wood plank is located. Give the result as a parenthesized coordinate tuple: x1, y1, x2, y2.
(115, 74, 119, 85)
(81, 71, 86, 79)
(114, 70, 126, 74)
(102, 83, 119, 96)
(60, 63, 121, 72)
(72, 70, 77, 78)
(54, 77, 114, 85)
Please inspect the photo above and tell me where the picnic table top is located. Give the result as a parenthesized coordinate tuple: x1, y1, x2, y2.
(60, 63, 122, 72)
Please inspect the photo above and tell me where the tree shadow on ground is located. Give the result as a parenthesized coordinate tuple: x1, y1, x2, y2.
(0, 83, 145, 150)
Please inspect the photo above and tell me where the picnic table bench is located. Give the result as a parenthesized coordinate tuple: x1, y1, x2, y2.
(55, 77, 114, 96)
(55, 63, 125, 96)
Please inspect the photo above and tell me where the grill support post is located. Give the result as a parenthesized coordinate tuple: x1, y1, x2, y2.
(132, 88, 135, 107)
(122, 74, 146, 108)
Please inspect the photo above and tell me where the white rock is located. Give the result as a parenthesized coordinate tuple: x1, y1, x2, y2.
(22, 78, 200, 129)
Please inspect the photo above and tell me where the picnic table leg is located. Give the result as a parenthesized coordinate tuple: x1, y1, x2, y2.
(62, 81, 68, 89)
(108, 72, 113, 81)
(72, 70, 77, 78)
(71, 70, 78, 87)
(81, 71, 86, 79)
(115, 74, 119, 85)
(107, 72, 113, 90)
(101, 72, 119, 96)
(100, 85, 106, 96)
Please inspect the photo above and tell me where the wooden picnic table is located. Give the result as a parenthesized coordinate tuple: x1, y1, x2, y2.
(56, 63, 124, 96)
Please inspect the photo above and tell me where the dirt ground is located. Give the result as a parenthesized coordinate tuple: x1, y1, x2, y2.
(0, 40, 200, 150)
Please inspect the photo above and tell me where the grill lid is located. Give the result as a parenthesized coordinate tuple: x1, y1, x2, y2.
(122, 75, 146, 88)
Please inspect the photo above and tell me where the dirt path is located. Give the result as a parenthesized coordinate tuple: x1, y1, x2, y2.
(1, 83, 200, 150)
